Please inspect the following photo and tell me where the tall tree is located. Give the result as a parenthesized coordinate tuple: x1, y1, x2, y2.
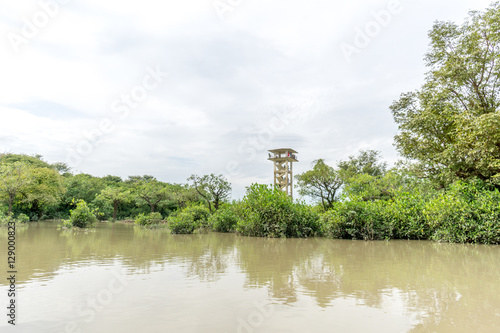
(22, 166, 65, 219)
(60, 174, 106, 211)
(337, 150, 387, 179)
(168, 183, 200, 209)
(188, 174, 231, 213)
(135, 180, 169, 213)
(391, 3, 500, 187)
(96, 186, 132, 221)
(296, 159, 343, 210)
(0, 162, 31, 215)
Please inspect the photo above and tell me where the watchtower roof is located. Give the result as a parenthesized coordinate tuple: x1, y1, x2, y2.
(268, 148, 298, 154)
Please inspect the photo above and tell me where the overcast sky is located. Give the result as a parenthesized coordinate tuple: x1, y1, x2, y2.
(0, 0, 494, 198)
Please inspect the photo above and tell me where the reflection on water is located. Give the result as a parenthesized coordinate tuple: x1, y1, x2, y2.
(0, 222, 499, 332)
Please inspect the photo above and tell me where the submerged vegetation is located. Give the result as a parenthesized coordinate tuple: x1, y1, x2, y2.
(63, 199, 97, 229)
(1, 4, 500, 243)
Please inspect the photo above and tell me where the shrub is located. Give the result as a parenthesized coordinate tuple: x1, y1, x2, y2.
(135, 212, 163, 226)
(16, 213, 30, 224)
(385, 191, 430, 240)
(320, 200, 390, 240)
(236, 184, 321, 238)
(65, 200, 97, 228)
(169, 204, 210, 234)
(0, 213, 12, 226)
(209, 203, 239, 232)
(424, 181, 500, 244)
(320, 180, 500, 244)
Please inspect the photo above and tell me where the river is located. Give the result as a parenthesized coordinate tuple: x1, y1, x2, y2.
(1, 221, 499, 332)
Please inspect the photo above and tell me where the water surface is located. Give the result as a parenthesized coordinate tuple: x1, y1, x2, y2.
(1, 221, 499, 332)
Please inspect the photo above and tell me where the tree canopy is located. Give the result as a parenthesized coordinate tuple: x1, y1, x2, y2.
(391, 2, 500, 188)
(188, 174, 231, 213)
(295, 159, 343, 210)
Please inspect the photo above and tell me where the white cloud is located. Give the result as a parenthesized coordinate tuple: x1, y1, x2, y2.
(0, 0, 495, 198)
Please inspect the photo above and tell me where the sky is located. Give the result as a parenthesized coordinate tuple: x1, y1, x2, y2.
(0, 0, 495, 199)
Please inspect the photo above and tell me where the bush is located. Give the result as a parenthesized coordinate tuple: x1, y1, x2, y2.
(0, 214, 11, 226)
(135, 212, 163, 226)
(169, 204, 210, 234)
(236, 184, 321, 238)
(320, 180, 500, 244)
(424, 181, 500, 244)
(16, 213, 30, 223)
(64, 200, 97, 228)
(209, 203, 239, 232)
(320, 200, 390, 240)
(383, 191, 430, 240)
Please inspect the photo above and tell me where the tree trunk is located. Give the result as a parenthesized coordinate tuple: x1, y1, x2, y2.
(113, 201, 118, 221)
(150, 204, 155, 213)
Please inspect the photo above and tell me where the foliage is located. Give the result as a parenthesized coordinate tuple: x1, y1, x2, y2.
(236, 184, 320, 238)
(134, 212, 163, 227)
(424, 181, 500, 244)
(386, 191, 430, 239)
(391, 3, 500, 188)
(341, 171, 402, 202)
(338, 150, 388, 179)
(168, 204, 210, 234)
(134, 179, 169, 213)
(0, 153, 52, 169)
(0, 162, 32, 215)
(0, 212, 30, 226)
(95, 186, 132, 221)
(209, 203, 239, 232)
(321, 180, 500, 244)
(16, 213, 30, 223)
(168, 183, 201, 209)
(188, 174, 231, 213)
(64, 200, 97, 228)
(22, 166, 65, 220)
(60, 174, 105, 215)
(320, 200, 391, 240)
(295, 159, 343, 210)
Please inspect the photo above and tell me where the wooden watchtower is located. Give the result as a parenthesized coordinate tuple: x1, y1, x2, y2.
(267, 148, 298, 198)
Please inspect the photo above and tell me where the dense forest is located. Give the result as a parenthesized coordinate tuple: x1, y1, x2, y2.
(1, 3, 500, 244)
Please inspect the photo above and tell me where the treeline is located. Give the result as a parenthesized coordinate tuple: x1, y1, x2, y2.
(196, 150, 499, 244)
(2, 3, 500, 245)
(0, 153, 230, 222)
(207, 3, 500, 245)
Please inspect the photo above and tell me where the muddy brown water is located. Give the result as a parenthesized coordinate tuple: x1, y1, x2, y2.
(1, 221, 499, 333)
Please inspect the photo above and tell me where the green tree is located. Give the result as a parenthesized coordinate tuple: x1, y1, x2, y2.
(168, 183, 200, 209)
(22, 167, 65, 219)
(336, 150, 393, 201)
(236, 184, 320, 238)
(0, 153, 51, 169)
(64, 199, 97, 228)
(341, 171, 402, 202)
(295, 159, 343, 210)
(391, 3, 500, 187)
(96, 186, 132, 221)
(337, 150, 387, 179)
(62, 174, 106, 205)
(135, 180, 169, 213)
(188, 174, 231, 213)
(0, 162, 31, 215)
(101, 175, 123, 186)
(52, 162, 71, 174)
